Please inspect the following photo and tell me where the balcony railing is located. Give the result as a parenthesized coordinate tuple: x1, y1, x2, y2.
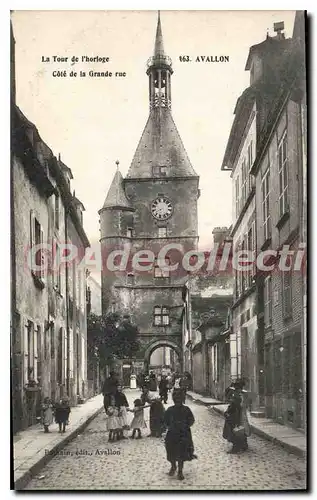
(146, 54, 172, 69)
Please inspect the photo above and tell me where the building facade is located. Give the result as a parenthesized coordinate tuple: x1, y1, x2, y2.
(252, 13, 306, 428)
(99, 13, 199, 371)
(221, 12, 306, 427)
(181, 228, 234, 399)
(185, 287, 233, 399)
(11, 100, 90, 431)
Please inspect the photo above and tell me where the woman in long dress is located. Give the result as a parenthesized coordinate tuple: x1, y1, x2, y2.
(41, 397, 54, 433)
(223, 379, 251, 453)
(164, 390, 196, 481)
(149, 372, 157, 392)
(159, 376, 169, 404)
(140, 388, 165, 437)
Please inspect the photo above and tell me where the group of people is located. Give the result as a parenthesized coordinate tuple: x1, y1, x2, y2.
(103, 384, 131, 442)
(137, 370, 192, 406)
(41, 396, 71, 434)
(102, 371, 197, 480)
(102, 371, 251, 480)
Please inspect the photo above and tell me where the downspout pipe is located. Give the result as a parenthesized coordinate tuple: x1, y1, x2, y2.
(299, 98, 307, 433)
(11, 106, 18, 431)
(64, 186, 70, 398)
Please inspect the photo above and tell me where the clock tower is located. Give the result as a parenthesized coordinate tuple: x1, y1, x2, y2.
(99, 12, 200, 370)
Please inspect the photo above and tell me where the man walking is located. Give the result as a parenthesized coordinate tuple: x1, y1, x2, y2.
(102, 371, 119, 411)
(159, 375, 169, 404)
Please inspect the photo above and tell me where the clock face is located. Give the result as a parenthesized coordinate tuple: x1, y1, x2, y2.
(151, 197, 173, 220)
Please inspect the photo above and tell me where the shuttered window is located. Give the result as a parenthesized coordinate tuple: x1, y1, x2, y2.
(261, 169, 271, 241)
(30, 210, 45, 283)
(278, 130, 289, 218)
(264, 275, 272, 327)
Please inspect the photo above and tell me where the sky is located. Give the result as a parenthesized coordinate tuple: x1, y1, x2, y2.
(11, 10, 296, 260)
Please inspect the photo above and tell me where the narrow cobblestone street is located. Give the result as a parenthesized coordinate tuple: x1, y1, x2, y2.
(25, 390, 306, 491)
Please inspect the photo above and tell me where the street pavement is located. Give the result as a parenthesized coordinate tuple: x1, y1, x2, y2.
(25, 389, 306, 491)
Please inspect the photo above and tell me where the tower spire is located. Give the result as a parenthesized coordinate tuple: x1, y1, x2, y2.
(154, 10, 164, 57)
(127, 13, 197, 179)
(146, 11, 173, 110)
(101, 163, 132, 210)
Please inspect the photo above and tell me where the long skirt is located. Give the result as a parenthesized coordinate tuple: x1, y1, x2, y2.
(118, 406, 129, 429)
(103, 394, 110, 410)
(106, 414, 120, 431)
(42, 407, 54, 426)
(223, 421, 248, 451)
(149, 401, 165, 436)
(130, 412, 147, 429)
(149, 379, 157, 392)
(165, 427, 195, 462)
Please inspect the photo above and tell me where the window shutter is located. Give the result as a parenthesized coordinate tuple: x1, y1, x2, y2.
(40, 226, 45, 281)
(30, 210, 35, 271)
(252, 221, 256, 252)
(34, 326, 38, 358)
(23, 322, 29, 385)
(252, 220, 256, 277)
(33, 325, 38, 381)
(69, 329, 73, 378)
(52, 238, 56, 287)
(55, 195, 59, 230)
(64, 329, 68, 382)
(24, 322, 29, 355)
(58, 328, 63, 385)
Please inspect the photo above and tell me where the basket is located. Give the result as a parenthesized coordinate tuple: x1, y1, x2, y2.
(233, 426, 245, 439)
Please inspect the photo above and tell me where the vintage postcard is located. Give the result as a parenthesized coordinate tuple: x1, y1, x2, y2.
(11, 10, 307, 491)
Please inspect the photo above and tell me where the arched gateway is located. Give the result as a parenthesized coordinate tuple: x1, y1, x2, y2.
(143, 339, 182, 373)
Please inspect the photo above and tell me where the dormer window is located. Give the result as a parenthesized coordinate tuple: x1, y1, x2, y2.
(152, 165, 169, 177)
(160, 166, 168, 176)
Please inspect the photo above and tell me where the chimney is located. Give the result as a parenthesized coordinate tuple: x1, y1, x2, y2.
(212, 227, 229, 246)
(273, 21, 285, 41)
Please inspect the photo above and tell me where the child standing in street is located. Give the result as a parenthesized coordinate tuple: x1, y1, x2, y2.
(106, 395, 120, 442)
(115, 385, 129, 440)
(41, 397, 54, 433)
(127, 399, 150, 439)
(164, 390, 196, 481)
(55, 397, 71, 433)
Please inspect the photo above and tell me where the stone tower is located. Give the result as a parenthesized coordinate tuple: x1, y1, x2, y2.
(99, 12, 200, 370)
